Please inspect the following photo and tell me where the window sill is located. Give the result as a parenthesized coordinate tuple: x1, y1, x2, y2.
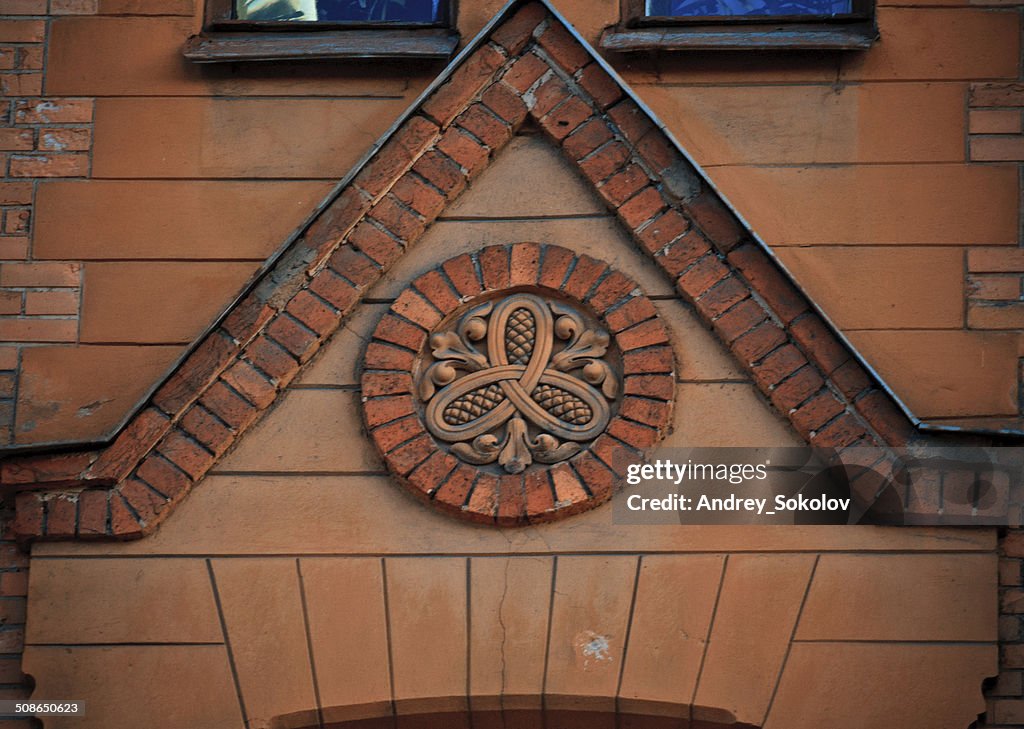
(183, 28, 460, 63)
(599, 22, 877, 52)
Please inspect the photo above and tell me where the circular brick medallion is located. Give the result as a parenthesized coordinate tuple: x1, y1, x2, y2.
(361, 243, 675, 525)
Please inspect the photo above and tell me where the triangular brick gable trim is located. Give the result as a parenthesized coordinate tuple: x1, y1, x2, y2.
(5, 0, 922, 541)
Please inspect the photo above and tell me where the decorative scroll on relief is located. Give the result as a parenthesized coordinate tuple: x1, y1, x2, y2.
(418, 293, 619, 474)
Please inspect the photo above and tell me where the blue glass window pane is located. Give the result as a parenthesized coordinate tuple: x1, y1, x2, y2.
(236, 0, 441, 22)
(646, 0, 851, 16)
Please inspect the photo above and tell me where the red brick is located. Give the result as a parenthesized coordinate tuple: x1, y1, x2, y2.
(422, 44, 505, 127)
(354, 116, 439, 198)
(656, 229, 712, 277)
(537, 21, 590, 73)
(390, 173, 447, 221)
(624, 374, 674, 401)
(221, 359, 276, 409)
(579, 140, 630, 184)
(433, 464, 476, 512)
(791, 314, 849, 375)
(509, 241, 542, 286)
(349, 221, 403, 269)
(364, 342, 416, 372)
(457, 103, 512, 150)
(361, 371, 414, 398)
(636, 133, 683, 177)
(414, 269, 460, 316)
(855, 389, 915, 448)
(687, 190, 746, 252)
(369, 195, 425, 244)
(109, 493, 143, 537)
(791, 392, 845, 436)
(0, 236, 27, 258)
(502, 52, 549, 94)
(531, 75, 572, 118)
(406, 451, 458, 498)
(525, 470, 555, 519)
(482, 82, 528, 127)
(286, 290, 338, 337)
(89, 407, 171, 482)
(465, 473, 499, 522)
(549, 463, 589, 506)
(157, 429, 216, 482)
(221, 295, 274, 344)
(0, 261, 79, 287)
(712, 297, 767, 343)
(623, 346, 674, 375)
(497, 474, 526, 525)
(443, 253, 482, 299)
(246, 335, 301, 384)
(578, 63, 622, 110)
(608, 417, 660, 450)
(45, 496, 77, 538)
(374, 315, 427, 352)
(695, 276, 748, 319)
(309, 268, 360, 313)
(136, 454, 190, 501)
(636, 209, 689, 253)
(599, 163, 650, 208)
(563, 255, 608, 299)
(372, 417, 427, 455)
(303, 185, 372, 264)
(537, 96, 592, 141)
(119, 478, 166, 525)
(386, 438, 436, 482)
(199, 380, 257, 431)
(677, 254, 729, 300)
(2, 452, 92, 486)
(727, 244, 809, 324)
(492, 1, 546, 53)
(392, 288, 442, 330)
(770, 366, 825, 412)
(811, 412, 869, 449)
(38, 127, 89, 153)
(608, 100, 655, 145)
(572, 451, 618, 502)
(619, 187, 666, 230)
(412, 149, 467, 199)
(620, 396, 672, 429)
(617, 318, 670, 351)
(0, 129, 32, 152)
(0, 182, 32, 205)
(180, 405, 234, 457)
(153, 330, 237, 415)
(266, 315, 319, 362)
(9, 153, 88, 178)
(437, 128, 490, 179)
(605, 295, 657, 333)
(563, 118, 614, 161)
(12, 494, 42, 539)
(365, 395, 417, 431)
(751, 343, 806, 389)
(588, 270, 636, 311)
(76, 490, 108, 537)
(832, 359, 871, 400)
(479, 245, 511, 291)
(732, 320, 786, 363)
(14, 99, 92, 124)
(538, 245, 575, 289)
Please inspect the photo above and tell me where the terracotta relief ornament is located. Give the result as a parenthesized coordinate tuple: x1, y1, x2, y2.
(419, 293, 618, 474)
(362, 244, 676, 525)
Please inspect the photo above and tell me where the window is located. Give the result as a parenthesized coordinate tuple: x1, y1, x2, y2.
(602, 0, 877, 51)
(185, 0, 457, 62)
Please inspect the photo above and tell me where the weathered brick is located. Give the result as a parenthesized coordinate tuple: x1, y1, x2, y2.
(390, 173, 446, 222)
(624, 374, 674, 401)
(623, 346, 674, 376)
(414, 269, 461, 315)
(45, 496, 77, 538)
(364, 395, 417, 429)
(537, 96, 592, 141)
(15, 99, 93, 124)
(538, 245, 575, 289)
(392, 288, 442, 330)
(412, 149, 467, 199)
(510, 241, 542, 286)
(599, 163, 650, 208)
(549, 463, 588, 506)
(732, 320, 786, 363)
(221, 295, 274, 344)
(349, 221, 403, 269)
(770, 366, 825, 412)
(246, 334, 301, 385)
(620, 396, 672, 429)
(362, 371, 414, 398)
(605, 295, 657, 333)
(364, 342, 416, 372)
(677, 254, 730, 300)
(502, 52, 549, 95)
(696, 276, 749, 319)
(9, 153, 88, 178)
(832, 359, 871, 400)
(442, 253, 483, 299)
(492, 1, 546, 54)
(497, 474, 526, 525)
(479, 245, 511, 291)
(266, 315, 319, 362)
(577, 63, 622, 110)
(687, 190, 746, 252)
(369, 195, 425, 244)
(76, 490, 108, 537)
(286, 289, 339, 337)
(0, 129, 32, 152)
(433, 464, 476, 512)
(563, 117, 614, 161)
(525, 469, 555, 519)
(180, 405, 234, 457)
(89, 407, 171, 482)
(302, 186, 372, 266)
(656, 229, 712, 277)
(608, 99, 655, 145)
(153, 331, 237, 415)
(563, 254, 608, 299)
(457, 103, 512, 149)
(422, 44, 505, 127)
(436, 128, 490, 179)
(791, 314, 849, 375)
(537, 21, 590, 73)
(711, 297, 768, 343)
(331, 239, 382, 289)
(617, 318, 670, 351)
(727, 243, 809, 324)
(752, 344, 806, 389)
(309, 267, 360, 313)
(136, 454, 190, 502)
(374, 315, 427, 352)
(221, 359, 276, 409)
(579, 140, 630, 184)
(119, 478, 165, 525)
(855, 389, 915, 447)
(371, 416, 426, 454)
(354, 116, 439, 198)
(588, 270, 636, 311)
(482, 82, 528, 127)
(199, 380, 257, 432)
(12, 494, 42, 539)
(156, 429, 215, 482)
(465, 473, 499, 522)
(108, 493, 143, 537)
(791, 392, 845, 436)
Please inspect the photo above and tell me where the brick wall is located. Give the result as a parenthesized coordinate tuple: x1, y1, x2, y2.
(1, 2, 94, 447)
(0, 495, 31, 729)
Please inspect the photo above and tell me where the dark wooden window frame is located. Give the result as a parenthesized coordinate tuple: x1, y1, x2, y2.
(602, 0, 878, 51)
(184, 0, 460, 63)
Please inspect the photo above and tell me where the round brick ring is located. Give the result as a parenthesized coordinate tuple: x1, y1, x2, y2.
(360, 243, 676, 525)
